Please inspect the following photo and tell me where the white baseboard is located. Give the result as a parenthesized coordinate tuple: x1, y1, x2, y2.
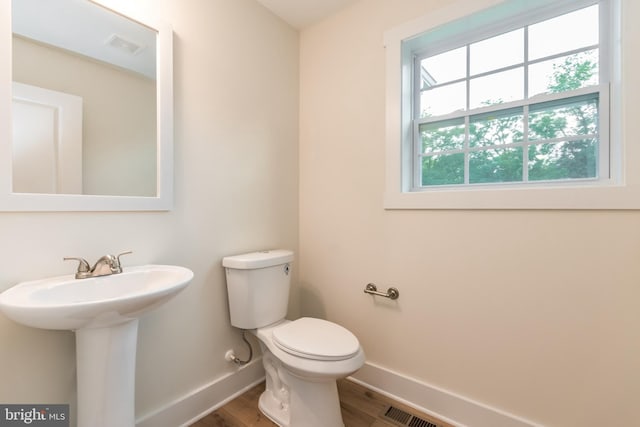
(136, 358, 544, 427)
(350, 362, 544, 427)
(136, 357, 265, 427)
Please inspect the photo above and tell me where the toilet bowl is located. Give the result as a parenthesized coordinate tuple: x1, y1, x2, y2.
(254, 318, 365, 426)
(222, 250, 365, 427)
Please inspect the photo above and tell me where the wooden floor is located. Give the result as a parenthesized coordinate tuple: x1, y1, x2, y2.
(190, 378, 454, 427)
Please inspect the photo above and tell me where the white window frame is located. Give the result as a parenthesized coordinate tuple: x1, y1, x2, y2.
(384, 0, 630, 209)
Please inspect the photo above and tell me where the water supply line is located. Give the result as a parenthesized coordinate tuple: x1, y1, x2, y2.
(225, 330, 253, 366)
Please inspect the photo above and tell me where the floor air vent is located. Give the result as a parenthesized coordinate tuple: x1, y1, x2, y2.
(384, 405, 439, 427)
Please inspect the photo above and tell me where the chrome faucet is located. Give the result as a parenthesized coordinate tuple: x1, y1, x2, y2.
(64, 251, 133, 279)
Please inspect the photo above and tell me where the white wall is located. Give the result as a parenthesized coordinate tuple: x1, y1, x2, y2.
(299, 0, 640, 426)
(0, 0, 298, 425)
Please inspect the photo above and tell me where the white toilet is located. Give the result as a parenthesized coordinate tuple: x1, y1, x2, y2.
(222, 249, 365, 427)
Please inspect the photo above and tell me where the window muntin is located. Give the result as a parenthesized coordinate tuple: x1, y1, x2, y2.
(414, 3, 605, 189)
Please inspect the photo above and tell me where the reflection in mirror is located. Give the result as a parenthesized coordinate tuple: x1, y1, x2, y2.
(12, 0, 157, 196)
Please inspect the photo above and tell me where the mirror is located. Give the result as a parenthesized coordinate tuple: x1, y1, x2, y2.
(0, 0, 173, 211)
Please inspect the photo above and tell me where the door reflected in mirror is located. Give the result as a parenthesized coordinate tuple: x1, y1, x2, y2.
(11, 0, 158, 197)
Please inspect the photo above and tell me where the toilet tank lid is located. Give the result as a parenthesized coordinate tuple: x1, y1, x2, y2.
(222, 249, 294, 269)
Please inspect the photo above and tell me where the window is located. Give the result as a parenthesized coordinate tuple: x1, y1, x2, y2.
(383, 0, 631, 209)
(414, 3, 605, 189)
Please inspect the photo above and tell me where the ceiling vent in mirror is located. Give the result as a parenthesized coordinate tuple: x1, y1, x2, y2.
(105, 34, 145, 55)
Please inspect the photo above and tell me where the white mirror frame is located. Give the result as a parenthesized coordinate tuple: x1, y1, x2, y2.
(0, 1, 173, 211)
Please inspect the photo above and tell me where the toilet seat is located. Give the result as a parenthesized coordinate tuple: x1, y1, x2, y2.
(272, 317, 360, 361)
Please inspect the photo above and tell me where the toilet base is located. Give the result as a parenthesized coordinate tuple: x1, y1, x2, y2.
(258, 390, 289, 427)
(259, 352, 345, 427)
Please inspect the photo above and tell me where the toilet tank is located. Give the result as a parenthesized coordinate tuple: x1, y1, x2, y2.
(222, 250, 294, 329)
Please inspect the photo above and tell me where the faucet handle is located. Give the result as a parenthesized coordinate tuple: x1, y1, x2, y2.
(115, 251, 133, 268)
(63, 257, 91, 278)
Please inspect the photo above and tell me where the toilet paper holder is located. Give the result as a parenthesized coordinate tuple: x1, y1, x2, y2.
(364, 283, 399, 300)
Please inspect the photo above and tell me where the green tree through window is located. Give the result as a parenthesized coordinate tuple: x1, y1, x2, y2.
(421, 52, 598, 185)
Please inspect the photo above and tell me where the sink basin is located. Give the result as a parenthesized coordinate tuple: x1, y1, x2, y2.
(0, 264, 193, 427)
(0, 264, 193, 330)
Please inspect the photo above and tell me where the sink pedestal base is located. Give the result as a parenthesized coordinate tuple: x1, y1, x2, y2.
(75, 319, 138, 427)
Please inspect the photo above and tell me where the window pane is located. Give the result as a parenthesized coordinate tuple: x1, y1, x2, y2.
(529, 5, 599, 61)
(420, 47, 466, 88)
(469, 148, 523, 184)
(420, 119, 465, 154)
(528, 139, 597, 180)
(420, 81, 466, 117)
(470, 67, 523, 109)
(470, 29, 523, 75)
(529, 50, 599, 97)
(422, 153, 464, 186)
(469, 110, 523, 148)
(529, 97, 598, 141)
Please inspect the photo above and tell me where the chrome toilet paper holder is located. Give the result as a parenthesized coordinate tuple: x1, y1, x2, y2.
(364, 283, 399, 300)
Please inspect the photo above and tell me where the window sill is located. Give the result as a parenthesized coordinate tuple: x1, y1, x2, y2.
(384, 180, 640, 210)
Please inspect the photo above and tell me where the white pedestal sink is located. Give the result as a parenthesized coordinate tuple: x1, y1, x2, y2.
(0, 264, 194, 427)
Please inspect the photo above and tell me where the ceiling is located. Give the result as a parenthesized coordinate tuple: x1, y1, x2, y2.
(13, 0, 156, 79)
(254, 0, 359, 29)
